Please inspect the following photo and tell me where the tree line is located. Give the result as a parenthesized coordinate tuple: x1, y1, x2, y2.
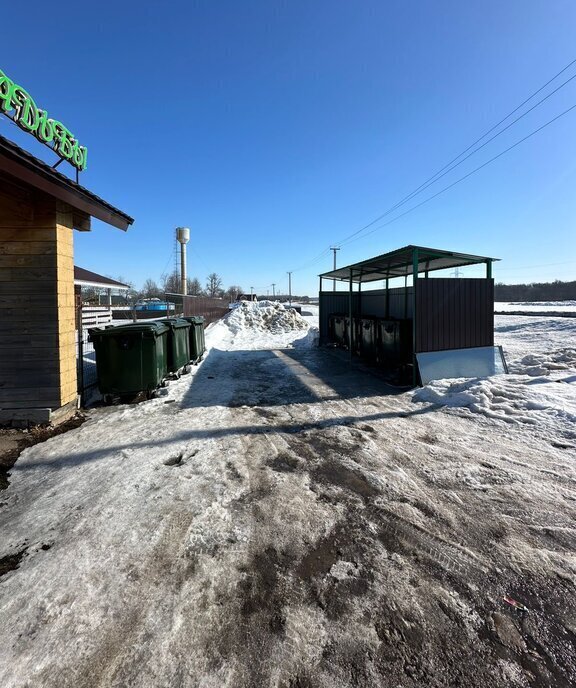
(494, 280, 576, 302)
(139, 271, 243, 301)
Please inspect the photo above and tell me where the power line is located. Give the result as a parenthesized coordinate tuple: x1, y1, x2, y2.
(289, 247, 332, 273)
(341, 100, 576, 245)
(338, 71, 576, 243)
(335, 57, 576, 248)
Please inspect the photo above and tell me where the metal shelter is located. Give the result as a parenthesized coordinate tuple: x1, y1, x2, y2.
(319, 245, 499, 384)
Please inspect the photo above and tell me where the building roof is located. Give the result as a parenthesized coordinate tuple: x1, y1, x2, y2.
(74, 266, 130, 290)
(0, 134, 134, 231)
(319, 245, 499, 283)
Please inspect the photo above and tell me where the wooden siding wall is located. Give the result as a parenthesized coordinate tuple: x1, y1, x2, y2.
(415, 278, 494, 353)
(0, 178, 77, 412)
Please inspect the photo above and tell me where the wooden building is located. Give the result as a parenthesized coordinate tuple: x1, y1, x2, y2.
(319, 245, 498, 384)
(0, 135, 133, 425)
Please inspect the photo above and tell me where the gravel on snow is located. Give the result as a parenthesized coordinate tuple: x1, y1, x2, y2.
(0, 302, 575, 687)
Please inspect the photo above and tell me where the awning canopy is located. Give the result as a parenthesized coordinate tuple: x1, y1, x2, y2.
(320, 245, 498, 283)
(0, 134, 134, 231)
(74, 266, 130, 291)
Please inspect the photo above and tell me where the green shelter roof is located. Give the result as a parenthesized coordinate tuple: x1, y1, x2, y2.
(319, 245, 499, 283)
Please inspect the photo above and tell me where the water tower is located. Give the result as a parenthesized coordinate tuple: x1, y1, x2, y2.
(176, 227, 190, 295)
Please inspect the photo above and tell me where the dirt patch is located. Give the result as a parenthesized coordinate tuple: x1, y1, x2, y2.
(0, 414, 86, 490)
(0, 547, 27, 577)
(311, 461, 380, 499)
(268, 453, 301, 473)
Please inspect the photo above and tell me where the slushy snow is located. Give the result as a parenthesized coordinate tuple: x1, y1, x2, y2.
(0, 302, 574, 687)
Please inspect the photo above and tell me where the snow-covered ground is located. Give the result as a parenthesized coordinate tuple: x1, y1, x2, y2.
(496, 300, 576, 314)
(0, 302, 575, 687)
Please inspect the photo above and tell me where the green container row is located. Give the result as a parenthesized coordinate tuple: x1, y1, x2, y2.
(89, 316, 206, 398)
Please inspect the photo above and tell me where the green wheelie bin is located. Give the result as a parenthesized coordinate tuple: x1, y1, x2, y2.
(88, 321, 169, 400)
(180, 316, 206, 364)
(157, 318, 191, 375)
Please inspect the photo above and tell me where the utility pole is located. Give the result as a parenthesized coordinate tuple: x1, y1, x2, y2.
(287, 271, 292, 306)
(272, 283, 276, 298)
(330, 246, 340, 292)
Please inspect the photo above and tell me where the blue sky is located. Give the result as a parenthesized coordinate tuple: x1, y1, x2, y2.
(2, 1, 576, 295)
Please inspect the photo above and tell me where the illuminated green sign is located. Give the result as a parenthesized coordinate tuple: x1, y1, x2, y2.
(0, 68, 87, 171)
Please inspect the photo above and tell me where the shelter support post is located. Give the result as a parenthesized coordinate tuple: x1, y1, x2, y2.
(318, 276, 322, 341)
(348, 268, 353, 361)
(358, 272, 362, 319)
(412, 248, 419, 386)
(404, 274, 408, 319)
(486, 260, 492, 279)
(385, 278, 389, 319)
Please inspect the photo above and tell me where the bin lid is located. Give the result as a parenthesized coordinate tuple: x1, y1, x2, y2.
(89, 322, 169, 339)
(157, 318, 191, 330)
(181, 316, 205, 325)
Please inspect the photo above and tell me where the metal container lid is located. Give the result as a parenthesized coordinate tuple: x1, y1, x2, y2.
(88, 321, 170, 340)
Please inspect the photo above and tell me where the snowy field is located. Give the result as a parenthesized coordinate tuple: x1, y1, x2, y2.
(495, 300, 576, 315)
(0, 301, 575, 687)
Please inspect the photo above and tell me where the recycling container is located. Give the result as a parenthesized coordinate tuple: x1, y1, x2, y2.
(359, 317, 378, 362)
(180, 316, 206, 363)
(157, 318, 191, 373)
(88, 321, 169, 396)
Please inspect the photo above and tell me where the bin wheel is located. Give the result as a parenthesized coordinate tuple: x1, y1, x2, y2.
(104, 394, 114, 406)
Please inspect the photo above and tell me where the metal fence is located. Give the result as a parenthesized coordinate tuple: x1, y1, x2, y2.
(76, 326, 98, 404)
(165, 293, 229, 325)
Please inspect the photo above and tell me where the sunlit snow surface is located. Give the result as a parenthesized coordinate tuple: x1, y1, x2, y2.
(413, 313, 576, 441)
(0, 301, 575, 687)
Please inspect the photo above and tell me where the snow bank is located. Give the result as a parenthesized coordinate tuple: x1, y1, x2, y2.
(226, 300, 309, 335)
(413, 341, 576, 442)
(508, 348, 576, 377)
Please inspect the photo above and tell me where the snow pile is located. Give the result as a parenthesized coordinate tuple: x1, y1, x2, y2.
(226, 300, 309, 335)
(413, 372, 576, 438)
(507, 347, 576, 377)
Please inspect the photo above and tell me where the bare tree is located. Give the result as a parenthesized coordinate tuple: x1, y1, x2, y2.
(225, 285, 243, 301)
(206, 273, 223, 297)
(161, 271, 181, 294)
(142, 278, 161, 298)
(187, 277, 203, 296)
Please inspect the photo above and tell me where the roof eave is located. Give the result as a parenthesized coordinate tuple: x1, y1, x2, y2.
(0, 135, 134, 231)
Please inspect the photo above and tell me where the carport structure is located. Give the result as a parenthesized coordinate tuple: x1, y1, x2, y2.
(319, 245, 498, 383)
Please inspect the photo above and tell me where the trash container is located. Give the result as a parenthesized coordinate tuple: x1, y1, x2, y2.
(329, 314, 348, 347)
(346, 317, 362, 354)
(180, 316, 206, 363)
(89, 321, 169, 398)
(157, 318, 191, 374)
(377, 319, 412, 367)
(359, 317, 378, 362)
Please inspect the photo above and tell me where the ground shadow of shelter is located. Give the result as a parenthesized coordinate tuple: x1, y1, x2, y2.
(180, 345, 404, 410)
(14, 406, 435, 472)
